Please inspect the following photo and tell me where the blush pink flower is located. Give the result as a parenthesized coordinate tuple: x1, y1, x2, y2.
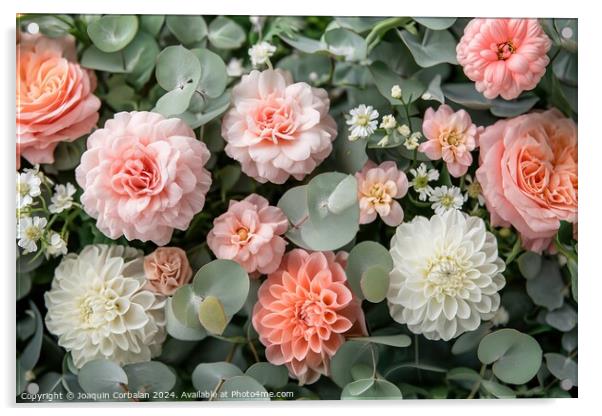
(207, 194, 288, 276)
(419, 104, 479, 178)
(456, 19, 552, 100)
(222, 69, 337, 184)
(476, 109, 577, 253)
(356, 161, 408, 227)
(144, 247, 193, 296)
(75, 111, 212, 246)
(252, 249, 367, 385)
(17, 33, 100, 168)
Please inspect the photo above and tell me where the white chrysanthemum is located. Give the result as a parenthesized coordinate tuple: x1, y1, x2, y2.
(44, 244, 166, 368)
(17, 216, 47, 253)
(347, 104, 379, 140)
(409, 163, 439, 201)
(387, 210, 506, 341)
(430, 185, 464, 214)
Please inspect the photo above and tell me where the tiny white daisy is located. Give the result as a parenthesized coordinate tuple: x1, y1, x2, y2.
(16, 170, 42, 209)
(465, 174, 485, 206)
(430, 185, 464, 215)
(391, 84, 402, 99)
(49, 183, 76, 214)
(45, 231, 68, 258)
(17, 216, 47, 254)
(404, 135, 419, 150)
(248, 41, 276, 67)
(397, 124, 411, 137)
(380, 114, 397, 130)
(409, 163, 439, 201)
(347, 105, 379, 140)
(226, 58, 244, 77)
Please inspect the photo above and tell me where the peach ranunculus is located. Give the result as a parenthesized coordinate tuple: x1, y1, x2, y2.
(17, 33, 100, 168)
(252, 249, 367, 385)
(355, 161, 408, 227)
(75, 111, 212, 246)
(207, 194, 288, 277)
(456, 19, 552, 100)
(143, 247, 193, 296)
(476, 109, 577, 253)
(419, 104, 479, 178)
(221, 69, 337, 184)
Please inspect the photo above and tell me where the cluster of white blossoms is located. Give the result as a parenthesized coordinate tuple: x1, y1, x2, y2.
(387, 210, 506, 341)
(408, 163, 440, 201)
(347, 104, 379, 140)
(49, 183, 76, 214)
(248, 41, 276, 67)
(44, 245, 167, 368)
(17, 168, 42, 209)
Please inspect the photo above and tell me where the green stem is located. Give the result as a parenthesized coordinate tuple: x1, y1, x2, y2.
(365, 17, 410, 51)
(467, 364, 487, 399)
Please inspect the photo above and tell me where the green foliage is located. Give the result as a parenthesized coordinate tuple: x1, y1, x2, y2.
(87, 15, 139, 53)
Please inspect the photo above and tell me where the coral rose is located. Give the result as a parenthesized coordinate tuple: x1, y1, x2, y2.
(76, 111, 212, 246)
(207, 194, 288, 276)
(17, 33, 100, 168)
(222, 69, 337, 184)
(143, 247, 193, 296)
(419, 104, 479, 178)
(356, 161, 408, 226)
(456, 19, 552, 100)
(476, 109, 577, 253)
(252, 249, 367, 385)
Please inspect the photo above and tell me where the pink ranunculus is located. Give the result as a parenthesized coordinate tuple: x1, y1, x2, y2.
(221, 69, 337, 184)
(144, 247, 193, 296)
(356, 161, 408, 226)
(252, 249, 367, 385)
(75, 111, 212, 246)
(207, 194, 288, 276)
(17, 33, 101, 169)
(419, 104, 479, 177)
(456, 19, 552, 100)
(476, 109, 577, 253)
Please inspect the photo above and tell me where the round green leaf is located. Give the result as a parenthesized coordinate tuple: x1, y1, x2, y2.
(346, 241, 393, 300)
(341, 378, 402, 400)
(208, 16, 245, 49)
(198, 295, 228, 335)
(191, 48, 228, 98)
(330, 341, 376, 388)
(398, 28, 458, 67)
(324, 28, 367, 62)
(545, 353, 578, 386)
(334, 17, 385, 33)
(165, 297, 207, 341)
(351, 335, 411, 348)
(545, 304, 577, 332)
(360, 265, 390, 303)
(326, 174, 358, 214)
(177, 90, 231, 128)
(446, 367, 481, 389)
(477, 329, 543, 385)
(526, 259, 564, 310)
(166, 15, 207, 45)
(171, 284, 203, 329)
(412, 17, 457, 30)
(517, 251, 542, 280)
(277, 53, 332, 85)
(369, 61, 425, 104)
(451, 324, 491, 355)
(139, 15, 164, 36)
(481, 380, 516, 399)
(123, 361, 176, 393)
(217, 375, 269, 401)
(191, 362, 243, 392)
(245, 362, 289, 389)
(78, 359, 128, 394)
(343, 378, 374, 396)
(87, 15, 138, 53)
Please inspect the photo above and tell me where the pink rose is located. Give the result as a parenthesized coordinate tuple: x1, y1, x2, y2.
(252, 249, 367, 385)
(476, 109, 577, 253)
(207, 194, 288, 276)
(17, 33, 100, 168)
(75, 111, 212, 246)
(356, 161, 408, 226)
(419, 104, 480, 177)
(144, 247, 193, 296)
(456, 19, 552, 100)
(222, 69, 337, 184)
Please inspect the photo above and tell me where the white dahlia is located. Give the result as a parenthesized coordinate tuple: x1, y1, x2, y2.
(44, 244, 166, 368)
(387, 210, 505, 341)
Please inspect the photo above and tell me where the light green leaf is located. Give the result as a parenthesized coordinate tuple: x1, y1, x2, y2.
(517, 251, 542, 280)
(481, 380, 516, 399)
(198, 295, 228, 335)
(545, 304, 577, 332)
(330, 341, 376, 388)
(346, 241, 393, 300)
(165, 296, 207, 341)
(545, 353, 578, 386)
(190, 48, 228, 98)
(78, 359, 128, 394)
(333, 127, 368, 173)
(327, 174, 358, 214)
(217, 376, 269, 401)
(324, 28, 367, 62)
(245, 362, 289, 389)
(451, 324, 491, 355)
(279, 33, 328, 54)
(398, 28, 458, 67)
(166, 15, 207, 45)
(139, 15, 164, 36)
(360, 266, 390, 303)
(342, 378, 402, 400)
(412, 17, 457, 30)
(334, 17, 386, 33)
(344, 378, 374, 396)
(208, 16, 245, 49)
(87, 15, 138, 53)
(171, 285, 203, 329)
(178, 90, 232, 128)
(53, 138, 85, 171)
(351, 335, 411, 348)
(369, 61, 425, 104)
(526, 259, 565, 310)
(123, 361, 176, 393)
(19, 302, 43, 372)
(192, 362, 243, 392)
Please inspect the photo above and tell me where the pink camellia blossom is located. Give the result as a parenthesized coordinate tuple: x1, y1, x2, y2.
(207, 194, 288, 276)
(144, 247, 193, 296)
(419, 104, 479, 177)
(456, 19, 552, 100)
(476, 109, 577, 253)
(75, 111, 212, 246)
(252, 249, 367, 385)
(17, 33, 101, 169)
(222, 69, 337, 184)
(356, 161, 408, 226)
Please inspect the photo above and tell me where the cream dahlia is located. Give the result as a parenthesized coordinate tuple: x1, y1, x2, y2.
(387, 210, 506, 341)
(44, 244, 166, 368)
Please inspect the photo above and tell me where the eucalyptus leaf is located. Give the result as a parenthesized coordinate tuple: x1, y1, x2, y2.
(481, 380, 516, 399)
(123, 361, 176, 393)
(526, 259, 565, 310)
(545, 353, 578, 386)
(165, 297, 207, 341)
(191, 48, 228, 98)
(87, 15, 138, 53)
(451, 324, 491, 355)
(78, 359, 128, 395)
(341, 378, 402, 400)
(178, 90, 232, 128)
(19, 302, 43, 372)
(171, 285, 203, 329)
(369, 61, 425, 104)
(20, 14, 73, 37)
(351, 335, 411, 348)
(198, 295, 228, 335)
(412, 17, 457, 30)
(217, 375, 269, 401)
(166, 15, 207, 45)
(330, 341, 376, 388)
(208, 16, 245, 49)
(192, 259, 249, 317)
(517, 251, 542, 280)
(346, 241, 393, 300)
(139, 15, 164, 36)
(324, 28, 367, 62)
(398, 28, 458, 67)
(245, 362, 289, 389)
(545, 304, 577, 332)
(191, 361, 244, 392)
(279, 33, 328, 54)
(360, 266, 390, 303)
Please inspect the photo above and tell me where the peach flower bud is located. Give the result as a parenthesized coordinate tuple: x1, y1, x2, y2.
(143, 247, 193, 296)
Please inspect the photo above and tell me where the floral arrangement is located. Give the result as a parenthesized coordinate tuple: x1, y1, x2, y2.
(16, 14, 578, 402)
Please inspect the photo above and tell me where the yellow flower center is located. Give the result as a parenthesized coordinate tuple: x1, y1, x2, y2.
(356, 114, 370, 126)
(236, 227, 249, 242)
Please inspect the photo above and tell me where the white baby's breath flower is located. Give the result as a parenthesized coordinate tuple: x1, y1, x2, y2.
(249, 16, 266, 32)
(465, 174, 485, 206)
(430, 185, 464, 214)
(404, 135, 419, 150)
(226, 58, 244, 77)
(377, 135, 390, 147)
(45, 231, 68, 258)
(347, 105, 379, 139)
(491, 306, 510, 327)
(380, 114, 397, 130)
(409, 163, 439, 201)
(249, 41, 276, 67)
(17, 216, 47, 254)
(421, 92, 432, 101)
(387, 210, 506, 340)
(49, 183, 76, 214)
(397, 124, 411, 137)
(44, 244, 167, 368)
(16, 170, 42, 209)
(391, 84, 402, 99)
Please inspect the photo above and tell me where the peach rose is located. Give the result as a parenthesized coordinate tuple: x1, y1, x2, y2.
(476, 109, 577, 253)
(356, 161, 408, 226)
(17, 33, 100, 168)
(252, 249, 367, 385)
(456, 19, 552, 100)
(207, 194, 288, 277)
(419, 104, 480, 178)
(222, 69, 337, 184)
(143, 247, 193, 296)
(75, 111, 212, 246)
